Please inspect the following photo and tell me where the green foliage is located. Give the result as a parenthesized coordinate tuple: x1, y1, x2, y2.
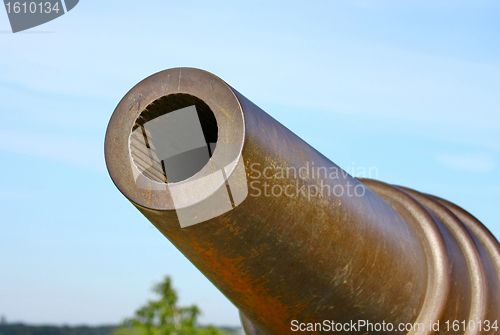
(114, 276, 227, 335)
(0, 324, 116, 335)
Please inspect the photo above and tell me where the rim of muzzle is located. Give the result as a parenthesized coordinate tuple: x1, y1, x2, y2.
(105, 68, 245, 210)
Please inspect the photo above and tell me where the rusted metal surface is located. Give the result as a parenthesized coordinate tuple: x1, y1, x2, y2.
(360, 180, 500, 335)
(105, 68, 500, 334)
(241, 312, 264, 335)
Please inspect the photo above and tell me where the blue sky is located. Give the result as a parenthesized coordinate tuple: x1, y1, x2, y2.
(0, 0, 499, 327)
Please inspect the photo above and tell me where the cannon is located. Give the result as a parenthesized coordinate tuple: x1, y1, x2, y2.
(105, 68, 500, 334)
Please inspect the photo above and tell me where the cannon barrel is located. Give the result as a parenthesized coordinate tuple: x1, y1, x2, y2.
(105, 68, 500, 334)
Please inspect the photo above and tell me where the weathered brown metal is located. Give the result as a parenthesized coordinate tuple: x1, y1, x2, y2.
(241, 312, 264, 335)
(105, 68, 500, 334)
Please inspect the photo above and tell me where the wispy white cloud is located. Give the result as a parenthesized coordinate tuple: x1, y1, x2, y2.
(0, 188, 42, 202)
(437, 152, 496, 173)
(0, 188, 39, 201)
(1, 0, 499, 132)
(0, 129, 103, 171)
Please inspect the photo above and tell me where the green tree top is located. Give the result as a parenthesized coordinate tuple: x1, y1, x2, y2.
(114, 276, 227, 335)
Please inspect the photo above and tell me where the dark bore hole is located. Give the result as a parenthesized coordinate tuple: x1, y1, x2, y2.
(130, 93, 218, 183)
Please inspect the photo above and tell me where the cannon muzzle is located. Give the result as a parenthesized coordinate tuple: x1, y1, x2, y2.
(105, 68, 500, 334)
